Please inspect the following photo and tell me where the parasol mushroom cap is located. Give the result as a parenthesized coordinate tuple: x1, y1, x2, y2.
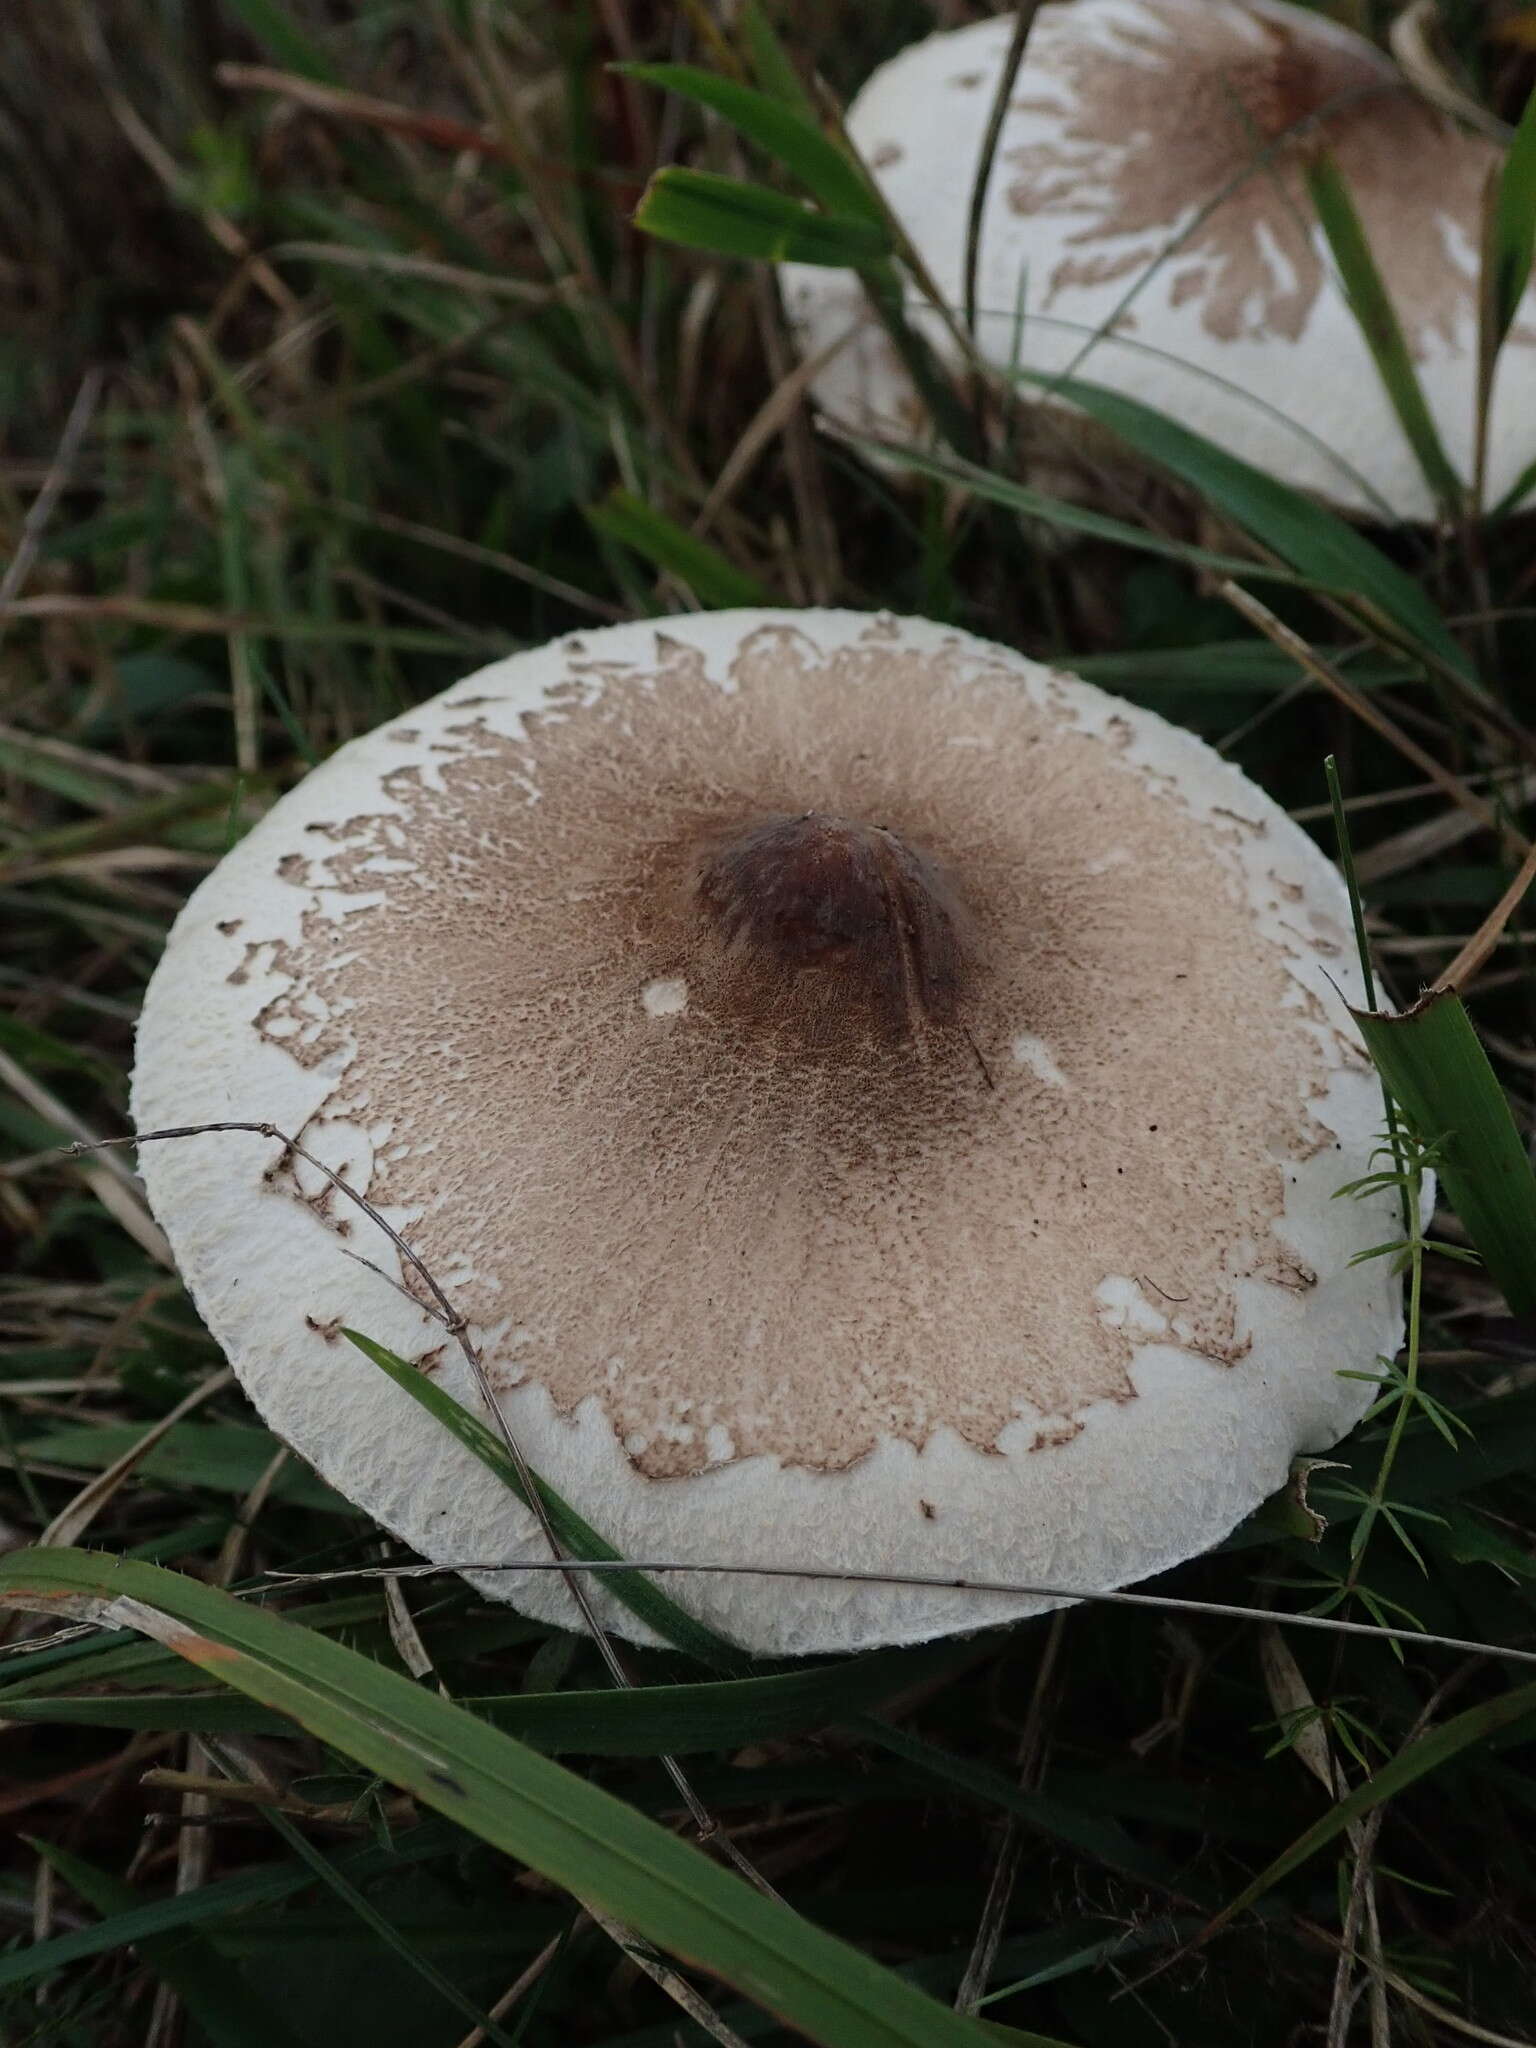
(133, 610, 1406, 1657)
(782, 0, 1536, 522)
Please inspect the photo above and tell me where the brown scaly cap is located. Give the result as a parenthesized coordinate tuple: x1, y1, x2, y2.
(132, 612, 1404, 1654)
(781, 0, 1536, 521)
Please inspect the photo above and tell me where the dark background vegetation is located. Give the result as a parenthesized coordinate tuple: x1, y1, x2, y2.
(3, 3, 1536, 2045)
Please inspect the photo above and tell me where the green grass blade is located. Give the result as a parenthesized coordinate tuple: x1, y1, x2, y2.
(859, 440, 1354, 590)
(585, 488, 774, 608)
(1011, 368, 1473, 678)
(737, 1, 820, 120)
(29, 1836, 311, 2048)
(344, 1329, 744, 1670)
(1489, 86, 1536, 349)
(633, 167, 889, 267)
(1073, 643, 1407, 696)
(14, 1422, 350, 1512)
(476, 1641, 972, 1754)
(1306, 154, 1463, 512)
(253, 1801, 522, 2048)
(1351, 988, 1536, 1315)
(1199, 1677, 1536, 1944)
(0, 1824, 462, 1992)
(0, 1548, 1002, 2048)
(618, 66, 884, 227)
(1492, 444, 1536, 517)
(852, 1718, 1175, 1887)
(2, 1640, 978, 1753)
(0, 1593, 389, 1701)
(216, 0, 337, 81)
(0, 1690, 292, 1733)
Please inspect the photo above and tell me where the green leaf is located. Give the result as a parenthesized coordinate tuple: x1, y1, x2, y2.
(619, 65, 884, 227)
(0, 1592, 388, 1702)
(853, 1718, 1175, 1887)
(1351, 988, 1536, 1315)
(1492, 443, 1536, 518)
(253, 1802, 523, 2047)
(0, 1823, 463, 1992)
(29, 1836, 310, 2048)
(1073, 643, 1408, 697)
(1199, 1676, 1536, 1943)
(585, 489, 774, 609)
(0, 734, 133, 811)
(0, 1548, 1000, 2048)
(859, 441, 1359, 591)
(1489, 85, 1536, 348)
(15, 1422, 351, 1513)
(737, 1, 821, 121)
(634, 166, 889, 267)
(344, 1329, 745, 1671)
(1436, 1505, 1536, 1580)
(1, 1638, 979, 1753)
(85, 654, 217, 733)
(1010, 368, 1474, 679)
(217, 0, 337, 82)
(1306, 154, 1463, 511)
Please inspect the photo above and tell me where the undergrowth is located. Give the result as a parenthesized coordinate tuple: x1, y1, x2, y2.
(2, 3, 1536, 2045)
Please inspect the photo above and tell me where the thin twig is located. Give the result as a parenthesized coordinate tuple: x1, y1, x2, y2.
(0, 369, 103, 612)
(1436, 832, 1536, 993)
(1, 1052, 171, 1266)
(1219, 582, 1529, 855)
(451, 1924, 576, 2048)
(954, 1608, 1065, 2013)
(253, 1557, 1536, 1671)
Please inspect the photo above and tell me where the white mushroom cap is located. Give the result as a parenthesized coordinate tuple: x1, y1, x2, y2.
(132, 609, 1404, 1657)
(782, 0, 1536, 521)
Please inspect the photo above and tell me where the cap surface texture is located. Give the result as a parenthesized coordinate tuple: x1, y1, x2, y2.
(133, 610, 1404, 1655)
(782, 0, 1536, 520)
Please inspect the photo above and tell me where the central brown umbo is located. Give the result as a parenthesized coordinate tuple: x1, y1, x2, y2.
(693, 810, 973, 1042)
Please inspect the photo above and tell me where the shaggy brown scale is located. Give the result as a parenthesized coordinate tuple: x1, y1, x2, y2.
(1006, 0, 1494, 349)
(240, 626, 1337, 1479)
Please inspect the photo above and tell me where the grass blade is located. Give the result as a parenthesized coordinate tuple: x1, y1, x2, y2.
(13, 1421, 350, 1513)
(1351, 987, 1536, 1314)
(585, 489, 774, 609)
(0, 1825, 463, 1993)
(618, 66, 883, 226)
(1196, 1677, 1536, 1946)
(216, 0, 336, 82)
(1488, 86, 1536, 350)
(344, 1329, 744, 1669)
(852, 1719, 1175, 1887)
(0, 1547, 1002, 2048)
(1, 1639, 980, 1754)
(1306, 154, 1463, 513)
(736, 1, 820, 120)
(252, 1799, 522, 2048)
(29, 1836, 310, 2048)
(858, 440, 1357, 589)
(633, 168, 889, 267)
(1011, 367, 1473, 677)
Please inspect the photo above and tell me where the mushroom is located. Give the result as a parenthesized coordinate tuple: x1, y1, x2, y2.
(132, 609, 1405, 1657)
(781, 0, 1536, 522)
